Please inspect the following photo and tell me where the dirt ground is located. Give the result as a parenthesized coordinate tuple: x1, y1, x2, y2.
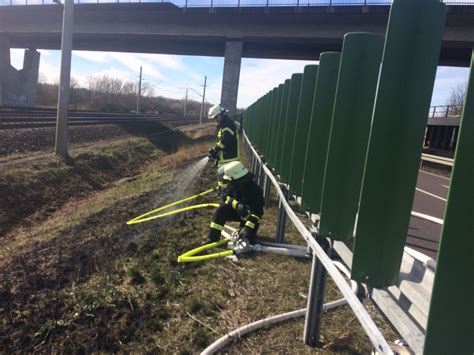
(0, 121, 203, 157)
(0, 127, 399, 353)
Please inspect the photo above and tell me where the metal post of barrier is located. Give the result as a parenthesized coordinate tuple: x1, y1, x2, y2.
(255, 158, 260, 185)
(264, 175, 271, 208)
(304, 234, 331, 347)
(255, 156, 259, 178)
(257, 160, 263, 188)
(275, 185, 288, 243)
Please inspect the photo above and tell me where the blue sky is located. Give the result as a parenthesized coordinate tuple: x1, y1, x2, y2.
(10, 48, 470, 108)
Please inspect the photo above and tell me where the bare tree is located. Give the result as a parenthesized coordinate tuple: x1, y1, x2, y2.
(446, 82, 467, 116)
(36, 73, 204, 115)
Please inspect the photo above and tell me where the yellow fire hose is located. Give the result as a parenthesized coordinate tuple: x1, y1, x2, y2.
(127, 187, 235, 263)
(126, 188, 217, 225)
(177, 238, 234, 263)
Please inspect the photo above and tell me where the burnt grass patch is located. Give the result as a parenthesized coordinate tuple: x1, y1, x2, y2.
(0, 141, 399, 353)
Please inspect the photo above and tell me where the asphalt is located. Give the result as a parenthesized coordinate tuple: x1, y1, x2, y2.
(409, 170, 450, 260)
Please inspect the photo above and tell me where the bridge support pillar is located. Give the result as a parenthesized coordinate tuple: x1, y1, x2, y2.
(220, 40, 242, 117)
(0, 35, 40, 107)
(0, 35, 11, 106)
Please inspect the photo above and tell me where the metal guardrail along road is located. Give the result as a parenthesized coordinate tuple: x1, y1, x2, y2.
(421, 153, 454, 166)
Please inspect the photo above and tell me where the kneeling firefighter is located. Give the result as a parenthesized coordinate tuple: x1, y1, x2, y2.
(205, 161, 264, 245)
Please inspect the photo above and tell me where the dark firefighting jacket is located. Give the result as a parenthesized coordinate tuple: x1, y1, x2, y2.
(214, 115, 240, 165)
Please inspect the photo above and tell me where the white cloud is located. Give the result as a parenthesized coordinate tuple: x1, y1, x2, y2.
(30, 49, 470, 110)
(200, 75, 222, 105)
(237, 58, 317, 108)
(9, 49, 52, 70)
(38, 49, 52, 56)
(73, 51, 200, 82)
(38, 62, 60, 84)
(9, 49, 24, 70)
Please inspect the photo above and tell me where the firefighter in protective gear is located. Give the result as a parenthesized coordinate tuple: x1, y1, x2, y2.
(205, 161, 264, 245)
(207, 104, 240, 166)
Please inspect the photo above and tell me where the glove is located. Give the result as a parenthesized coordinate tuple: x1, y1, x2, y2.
(239, 227, 253, 240)
(236, 203, 250, 218)
(208, 147, 218, 160)
(215, 186, 227, 199)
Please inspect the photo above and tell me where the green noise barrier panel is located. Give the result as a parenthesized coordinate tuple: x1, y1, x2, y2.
(279, 73, 303, 183)
(272, 79, 291, 176)
(261, 89, 273, 157)
(265, 88, 278, 157)
(351, 0, 447, 287)
(268, 84, 284, 168)
(248, 99, 257, 142)
(288, 65, 319, 196)
(258, 94, 267, 149)
(319, 33, 384, 241)
(300, 52, 341, 214)
(423, 51, 474, 355)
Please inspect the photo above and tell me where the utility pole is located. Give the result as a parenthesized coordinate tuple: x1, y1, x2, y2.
(55, 0, 74, 159)
(136, 66, 142, 115)
(199, 75, 207, 125)
(184, 88, 188, 117)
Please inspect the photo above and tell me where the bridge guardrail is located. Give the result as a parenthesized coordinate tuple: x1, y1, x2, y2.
(1, 0, 473, 7)
(428, 104, 462, 118)
(421, 153, 454, 167)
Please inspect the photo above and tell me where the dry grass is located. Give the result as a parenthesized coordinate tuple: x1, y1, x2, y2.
(0, 133, 400, 353)
(157, 140, 212, 167)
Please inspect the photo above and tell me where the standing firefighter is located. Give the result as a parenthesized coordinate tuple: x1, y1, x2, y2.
(205, 161, 264, 245)
(207, 104, 240, 166)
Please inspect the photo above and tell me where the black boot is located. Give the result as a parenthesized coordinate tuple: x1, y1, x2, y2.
(202, 228, 221, 245)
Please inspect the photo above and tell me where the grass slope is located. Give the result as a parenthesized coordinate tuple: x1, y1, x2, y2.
(0, 133, 398, 353)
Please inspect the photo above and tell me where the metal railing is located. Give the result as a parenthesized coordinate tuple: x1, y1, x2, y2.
(1, 0, 473, 7)
(421, 153, 454, 167)
(428, 104, 463, 118)
(242, 130, 393, 354)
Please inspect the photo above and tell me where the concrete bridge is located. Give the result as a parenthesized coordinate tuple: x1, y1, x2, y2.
(1, 2, 473, 111)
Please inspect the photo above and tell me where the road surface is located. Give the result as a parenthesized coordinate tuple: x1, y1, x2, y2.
(410, 169, 450, 259)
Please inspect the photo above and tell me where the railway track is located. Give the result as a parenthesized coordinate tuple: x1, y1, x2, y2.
(0, 106, 200, 129)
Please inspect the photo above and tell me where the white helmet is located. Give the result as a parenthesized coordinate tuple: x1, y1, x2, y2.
(223, 161, 249, 181)
(208, 104, 226, 120)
